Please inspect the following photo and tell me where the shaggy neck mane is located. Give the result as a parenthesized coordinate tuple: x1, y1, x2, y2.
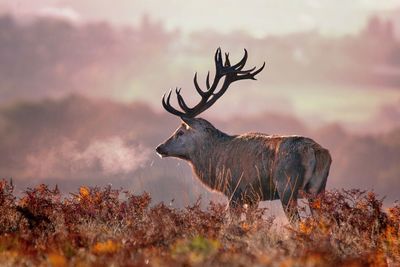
(188, 128, 234, 189)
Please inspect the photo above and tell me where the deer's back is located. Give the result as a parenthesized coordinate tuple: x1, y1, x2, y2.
(212, 133, 326, 199)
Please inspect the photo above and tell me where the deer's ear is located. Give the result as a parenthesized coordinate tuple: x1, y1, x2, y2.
(180, 117, 196, 128)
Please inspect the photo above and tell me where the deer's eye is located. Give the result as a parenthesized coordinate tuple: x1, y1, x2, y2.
(177, 130, 184, 137)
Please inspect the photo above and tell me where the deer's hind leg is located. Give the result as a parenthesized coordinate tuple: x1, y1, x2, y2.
(304, 148, 331, 217)
(274, 153, 305, 224)
(276, 182, 301, 224)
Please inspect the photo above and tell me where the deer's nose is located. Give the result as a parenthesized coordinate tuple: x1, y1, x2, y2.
(156, 145, 167, 157)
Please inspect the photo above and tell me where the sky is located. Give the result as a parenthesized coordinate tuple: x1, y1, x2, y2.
(1, 0, 400, 37)
(1, 1, 400, 131)
(0, 1, 399, 205)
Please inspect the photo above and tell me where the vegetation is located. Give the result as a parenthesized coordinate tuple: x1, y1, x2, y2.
(0, 179, 399, 266)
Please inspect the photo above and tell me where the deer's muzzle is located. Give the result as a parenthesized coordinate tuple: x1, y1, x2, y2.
(156, 145, 168, 158)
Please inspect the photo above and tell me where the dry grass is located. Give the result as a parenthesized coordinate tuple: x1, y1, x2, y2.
(0, 179, 399, 266)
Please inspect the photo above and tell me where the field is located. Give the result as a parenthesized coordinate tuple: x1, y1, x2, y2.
(0, 179, 399, 267)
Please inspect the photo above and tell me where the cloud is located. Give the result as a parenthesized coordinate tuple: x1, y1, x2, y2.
(77, 137, 150, 174)
(298, 13, 316, 30)
(0, 14, 399, 133)
(305, 0, 322, 9)
(0, 95, 398, 205)
(24, 137, 150, 179)
(350, 99, 400, 133)
(36, 6, 81, 22)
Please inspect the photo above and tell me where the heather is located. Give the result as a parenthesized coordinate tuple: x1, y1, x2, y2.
(0, 179, 399, 266)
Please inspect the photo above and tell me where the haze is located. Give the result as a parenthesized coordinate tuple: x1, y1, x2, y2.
(2, 0, 400, 36)
(0, 1, 399, 207)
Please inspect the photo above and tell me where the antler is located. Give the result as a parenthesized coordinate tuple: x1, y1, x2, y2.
(162, 48, 265, 118)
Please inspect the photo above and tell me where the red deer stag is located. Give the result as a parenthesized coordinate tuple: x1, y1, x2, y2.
(156, 48, 331, 222)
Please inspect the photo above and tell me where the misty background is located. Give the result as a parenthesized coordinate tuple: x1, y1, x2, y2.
(0, 1, 399, 207)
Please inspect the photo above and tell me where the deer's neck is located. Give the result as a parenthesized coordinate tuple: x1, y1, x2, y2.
(188, 131, 233, 190)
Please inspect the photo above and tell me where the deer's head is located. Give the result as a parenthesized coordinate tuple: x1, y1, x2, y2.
(156, 48, 265, 160)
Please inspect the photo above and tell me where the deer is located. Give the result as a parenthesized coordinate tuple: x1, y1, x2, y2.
(156, 48, 332, 223)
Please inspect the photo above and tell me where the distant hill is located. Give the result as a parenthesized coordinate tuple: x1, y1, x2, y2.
(1, 96, 398, 205)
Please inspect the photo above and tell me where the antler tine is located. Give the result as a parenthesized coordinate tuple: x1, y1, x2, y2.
(162, 89, 186, 117)
(219, 49, 247, 75)
(230, 49, 248, 71)
(251, 61, 266, 77)
(205, 48, 229, 91)
(214, 47, 220, 62)
(214, 48, 224, 73)
(193, 73, 207, 97)
(176, 88, 194, 113)
(206, 71, 211, 89)
(224, 53, 231, 67)
(163, 89, 172, 105)
(161, 90, 172, 111)
(237, 66, 257, 74)
(236, 62, 266, 80)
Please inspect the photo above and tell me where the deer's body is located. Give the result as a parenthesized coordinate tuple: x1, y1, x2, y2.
(190, 123, 330, 204)
(156, 48, 331, 222)
(157, 117, 331, 221)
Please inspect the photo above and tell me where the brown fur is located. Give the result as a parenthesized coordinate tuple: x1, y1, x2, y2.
(156, 117, 332, 222)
